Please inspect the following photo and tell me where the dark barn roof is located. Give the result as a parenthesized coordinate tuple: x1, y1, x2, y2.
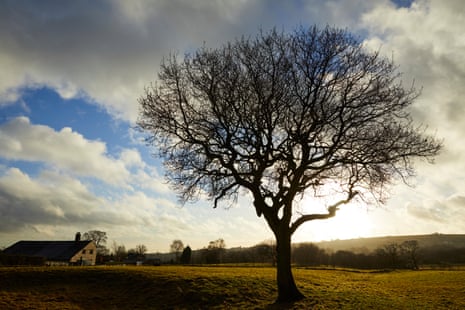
(3, 240, 93, 261)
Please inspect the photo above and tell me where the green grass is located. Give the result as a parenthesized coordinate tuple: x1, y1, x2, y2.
(0, 266, 464, 309)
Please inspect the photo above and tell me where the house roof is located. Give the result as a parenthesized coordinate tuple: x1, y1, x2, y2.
(3, 240, 94, 261)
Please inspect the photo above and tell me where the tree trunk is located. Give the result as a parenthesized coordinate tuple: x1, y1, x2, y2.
(275, 229, 304, 302)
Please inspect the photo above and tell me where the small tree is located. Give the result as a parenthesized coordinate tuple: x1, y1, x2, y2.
(170, 240, 184, 263)
(138, 25, 441, 302)
(206, 238, 226, 264)
(255, 240, 276, 265)
(83, 230, 107, 246)
(401, 240, 420, 269)
(111, 241, 127, 262)
(292, 243, 321, 266)
(180, 246, 192, 264)
(384, 243, 400, 269)
(83, 230, 108, 256)
(127, 244, 148, 261)
(135, 244, 148, 257)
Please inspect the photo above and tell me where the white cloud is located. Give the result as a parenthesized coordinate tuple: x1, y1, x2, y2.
(361, 0, 465, 131)
(0, 168, 103, 232)
(401, 193, 465, 235)
(131, 168, 171, 195)
(0, 117, 174, 199)
(357, 0, 465, 230)
(120, 149, 145, 169)
(0, 167, 187, 242)
(0, 116, 130, 186)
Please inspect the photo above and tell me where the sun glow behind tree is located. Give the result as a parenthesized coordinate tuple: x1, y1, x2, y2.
(294, 194, 375, 242)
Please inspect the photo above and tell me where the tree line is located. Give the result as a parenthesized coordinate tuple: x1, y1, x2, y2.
(297, 240, 465, 269)
(4, 229, 463, 269)
(85, 230, 465, 268)
(167, 238, 465, 269)
(80, 230, 148, 264)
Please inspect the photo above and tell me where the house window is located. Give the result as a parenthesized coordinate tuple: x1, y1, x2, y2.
(82, 249, 86, 254)
(89, 249, 93, 254)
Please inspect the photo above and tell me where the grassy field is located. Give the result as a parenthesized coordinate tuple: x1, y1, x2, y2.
(0, 266, 464, 309)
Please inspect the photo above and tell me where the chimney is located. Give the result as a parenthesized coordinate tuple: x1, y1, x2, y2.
(75, 232, 81, 242)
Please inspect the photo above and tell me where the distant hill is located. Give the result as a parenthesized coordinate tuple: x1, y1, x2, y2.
(312, 233, 465, 254)
(145, 233, 465, 265)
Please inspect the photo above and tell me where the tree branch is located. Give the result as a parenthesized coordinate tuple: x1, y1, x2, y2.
(290, 190, 358, 234)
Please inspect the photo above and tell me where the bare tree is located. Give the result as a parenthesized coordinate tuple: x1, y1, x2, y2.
(208, 238, 226, 250)
(401, 240, 420, 269)
(170, 240, 184, 263)
(293, 243, 321, 266)
(83, 230, 107, 247)
(138, 25, 441, 302)
(384, 243, 401, 269)
(83, 230, 108, 256)
(207, 238, 226, 264)
(111, 241, 127, 262)
(135, 244, 148, 257)
(255, 240, 276, 265)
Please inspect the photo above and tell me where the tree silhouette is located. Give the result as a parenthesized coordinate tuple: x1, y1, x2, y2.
(135, 244, 148, 257)
(138, 25, 441, 302)
(83, 230, 107, 247)
(401, 240, 420, 269)
(83, 230, 108, 256)
(111, 241, 126, 262)
(170, 240, 184, 263)
(180, 245, 192, 264)
(384, 243, 401, 269)
(207, 238, 226, 264)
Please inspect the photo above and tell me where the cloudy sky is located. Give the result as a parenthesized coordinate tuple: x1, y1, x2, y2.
(1, 0, 464, 253)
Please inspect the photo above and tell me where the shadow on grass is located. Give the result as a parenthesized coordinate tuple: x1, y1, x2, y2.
(0, 267, 278, 309)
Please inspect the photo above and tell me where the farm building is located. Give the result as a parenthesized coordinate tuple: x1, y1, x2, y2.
(3, 232, 97, 266)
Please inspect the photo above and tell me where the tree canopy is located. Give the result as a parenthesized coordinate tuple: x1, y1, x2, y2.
(83, 230, 107, 247)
